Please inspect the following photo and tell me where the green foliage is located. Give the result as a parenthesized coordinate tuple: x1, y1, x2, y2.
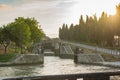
(59, 3, 120, 47)
(7, 21, 31, 48)
(0, 17, 45, 54)
(15, 17, 45, 43)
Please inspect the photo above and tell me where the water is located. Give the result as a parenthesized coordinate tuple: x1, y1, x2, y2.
(0, 56, 119, 79)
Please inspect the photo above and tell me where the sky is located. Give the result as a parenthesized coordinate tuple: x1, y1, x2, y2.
(0, 0, 120, 38)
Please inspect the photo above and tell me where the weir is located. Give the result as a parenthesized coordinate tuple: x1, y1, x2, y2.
(59, 45, 74, 59)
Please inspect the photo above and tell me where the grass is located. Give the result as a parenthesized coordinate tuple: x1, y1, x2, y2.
(0, 53, 17, 62)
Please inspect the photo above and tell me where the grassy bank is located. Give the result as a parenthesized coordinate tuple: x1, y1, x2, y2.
(0, 53, 17, 62)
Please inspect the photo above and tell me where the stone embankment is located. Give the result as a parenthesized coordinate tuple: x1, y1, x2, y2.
(74, 53, 120, 68)
(12, 54, 44, 64)
(74, 54, 104, 64)
(0, 54, 44, 66)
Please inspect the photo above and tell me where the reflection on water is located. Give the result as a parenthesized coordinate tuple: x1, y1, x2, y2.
(0, 56, 119, 79)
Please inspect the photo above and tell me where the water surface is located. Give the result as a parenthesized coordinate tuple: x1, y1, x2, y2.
(0, 56, 119, 79)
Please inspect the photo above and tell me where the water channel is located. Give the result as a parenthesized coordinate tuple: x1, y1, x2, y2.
(0, 56, 119, 79)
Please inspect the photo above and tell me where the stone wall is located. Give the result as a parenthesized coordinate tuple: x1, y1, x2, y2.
(12, 54, 44, 64)
(76, 54, 104, 64)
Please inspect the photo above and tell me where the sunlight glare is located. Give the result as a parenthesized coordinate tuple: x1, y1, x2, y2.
(66, 0, 119, 25)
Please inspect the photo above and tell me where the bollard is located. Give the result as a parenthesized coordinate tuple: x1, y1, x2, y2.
(74, 53, 78, 63)
(74, 47, 79, 63)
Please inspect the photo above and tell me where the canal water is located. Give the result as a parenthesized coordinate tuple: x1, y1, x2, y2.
(0, 56, 119, 79)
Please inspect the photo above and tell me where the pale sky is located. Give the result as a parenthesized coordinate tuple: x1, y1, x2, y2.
(0, 0, 120, 38)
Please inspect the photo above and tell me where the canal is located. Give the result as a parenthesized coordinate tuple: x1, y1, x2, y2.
(0, 56, 119, 79)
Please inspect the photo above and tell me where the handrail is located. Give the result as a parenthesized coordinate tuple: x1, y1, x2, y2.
(3, 71, 120, 80)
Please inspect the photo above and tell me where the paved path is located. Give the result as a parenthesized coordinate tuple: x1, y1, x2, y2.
(61, 41, 120, 55)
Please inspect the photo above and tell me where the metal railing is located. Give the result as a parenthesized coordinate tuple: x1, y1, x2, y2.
(3, 71, 120, 80)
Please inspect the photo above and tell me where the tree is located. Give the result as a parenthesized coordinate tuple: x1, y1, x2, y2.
(79, 15, 85, 26)
(59, 3, 120, 48)
(69, 24, 74, 41)
(115, 4, 120, 36)
(59, 27, 62, 39)
(0, 17, 45, 54)
(6, 21, 31, 54)
(0, 26, 10, 54)
(60, 24, 66, 40)
(15, 17, 45, 44)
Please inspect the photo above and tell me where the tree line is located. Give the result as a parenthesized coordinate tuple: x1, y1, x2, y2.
(59, 4, 120, 47)
(0, 17, 45, 54)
